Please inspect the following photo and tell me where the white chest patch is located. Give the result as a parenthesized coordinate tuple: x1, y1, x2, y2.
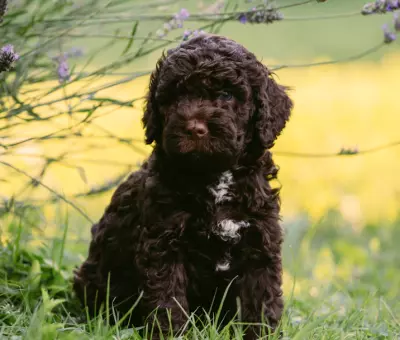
(209, 171, 234, 204)
(216, 219, 250, 242)
(215, 252, 232, 272)
(215, 259, 230, 272)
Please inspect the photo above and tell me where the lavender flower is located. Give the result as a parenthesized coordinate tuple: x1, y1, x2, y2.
(51, 48, 83, 82)
(181, 29, 205, 41)
(0, 44, 19, 74)
(183, 29, 192, 41)
(383, 24, 396, 43)
(192, 30, 205, 36)
(238, 13, 247, 24)
(386, 0, 400, 10)
(157, 8, 190, 38)
(171, 8, 190, 28)
(362, 0, 400, 15)
(178, 8, 190, 20)
(57, 55, 70, 83)
(237, 7, 284, 24)
(0, 0, 7, 24)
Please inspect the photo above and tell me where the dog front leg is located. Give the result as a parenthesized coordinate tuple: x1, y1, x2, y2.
(142, 262, 189, 339)
(238, 264, 284, 340)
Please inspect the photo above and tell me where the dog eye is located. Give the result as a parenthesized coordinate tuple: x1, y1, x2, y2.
(218, 91, 233, 101)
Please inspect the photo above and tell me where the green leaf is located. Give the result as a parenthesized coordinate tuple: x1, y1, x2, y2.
(29, 259, 41, 290)
(121, 21, 139, 56)
(41, 288, 65, 316)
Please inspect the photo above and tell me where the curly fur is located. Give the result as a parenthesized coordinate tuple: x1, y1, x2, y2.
(73, 34, 294, 339)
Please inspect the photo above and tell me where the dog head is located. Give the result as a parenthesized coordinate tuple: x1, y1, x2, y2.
(142, 34, 293, 172)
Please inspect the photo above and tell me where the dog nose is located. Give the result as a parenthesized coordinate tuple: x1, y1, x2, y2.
(186, 119, 208, 137)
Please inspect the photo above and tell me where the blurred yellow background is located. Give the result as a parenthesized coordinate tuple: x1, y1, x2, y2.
(2, 52, 400, 229)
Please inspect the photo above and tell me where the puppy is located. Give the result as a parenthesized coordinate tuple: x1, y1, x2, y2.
(73, 33, 293, 339)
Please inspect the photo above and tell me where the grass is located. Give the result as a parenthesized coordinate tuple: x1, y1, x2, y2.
(2, 53, 400, 340)
(0, 206, 399, 339)
(2, 0, 400, 338)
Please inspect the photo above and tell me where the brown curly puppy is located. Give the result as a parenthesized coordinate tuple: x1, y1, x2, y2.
(73, 33, 293, 339)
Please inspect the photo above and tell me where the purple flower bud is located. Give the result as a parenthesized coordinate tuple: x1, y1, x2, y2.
(67, 47, 84, 58)
(163, 22, 172, 31)
(156, 29, 166, 38)
(178, 8, 190, 20)
(174, 19, 183, 29)
(2, 44, 14, 55)
(361, 3, 375, 15)
(387, 0, 400, 10)
(192, 30, 205, 37)
(0, 44, 19, 73)
(57, 56, 70, 83)
(383, 24, 396, 43)
(275, 12, 285, 20)
(238, 13, 247, 24)
(182, 29, 192, 41)
(160, 8, 190, 38)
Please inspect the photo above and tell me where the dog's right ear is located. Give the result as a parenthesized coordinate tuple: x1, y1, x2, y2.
(142, 54, 166, 145)
(252, 63, 293, 151)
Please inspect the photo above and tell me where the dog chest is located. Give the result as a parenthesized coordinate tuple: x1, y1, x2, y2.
(186, 170, 253, 273)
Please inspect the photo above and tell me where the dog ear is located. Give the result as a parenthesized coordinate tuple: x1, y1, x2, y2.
(252, 63, 293, 151)
(142, 54, 166, 145)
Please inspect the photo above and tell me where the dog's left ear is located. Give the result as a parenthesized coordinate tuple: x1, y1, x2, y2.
(252, 63, 293, 150)
(142, 54, 166, 145)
